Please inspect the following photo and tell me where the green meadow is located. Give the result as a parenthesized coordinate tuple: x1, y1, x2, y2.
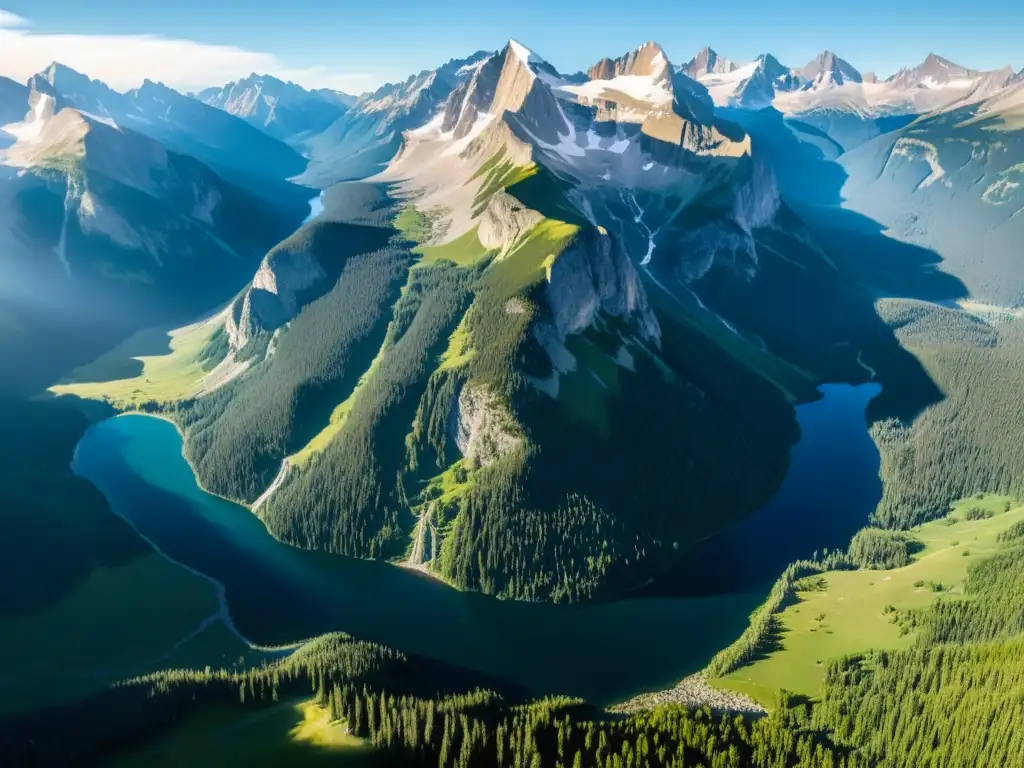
(716, 494, 1022, 707)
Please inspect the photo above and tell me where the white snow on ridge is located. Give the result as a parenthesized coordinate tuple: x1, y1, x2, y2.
(508, 39, 546, 72)
(408, 111, 446, 138)
(1, 94, 54, 144)
(442, 112, 495, 156)
(920, 76, 976, 90)
(697, 61, 759, 107)
(773, 77, 989, 117)
(562, 74, 674, 107)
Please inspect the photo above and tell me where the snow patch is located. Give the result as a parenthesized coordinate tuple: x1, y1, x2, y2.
(891, 137, 947, 189)
(442, 111, 495, 156)
(982, 178, 1021, 204)
(1, 93, 54, 144)
(562, 74, 673, 108)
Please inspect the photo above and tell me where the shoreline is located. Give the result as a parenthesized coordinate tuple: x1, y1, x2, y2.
(115, 410, 255, 511)
(108, 410, 461, 591)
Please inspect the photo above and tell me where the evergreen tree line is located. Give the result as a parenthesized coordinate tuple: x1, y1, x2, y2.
(808, 519, 1024, 767)
(846, 529, 920, 570)
(706, 552, 854, 677)
(0, 631, 859, 768)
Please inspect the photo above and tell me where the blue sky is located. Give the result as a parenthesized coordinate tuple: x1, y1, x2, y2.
(1, 0, 1020, 92)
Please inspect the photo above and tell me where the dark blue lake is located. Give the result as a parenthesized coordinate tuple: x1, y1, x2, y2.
(71, 383, 880, 704)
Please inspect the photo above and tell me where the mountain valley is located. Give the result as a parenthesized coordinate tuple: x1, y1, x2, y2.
(2, 26, 1024, 768)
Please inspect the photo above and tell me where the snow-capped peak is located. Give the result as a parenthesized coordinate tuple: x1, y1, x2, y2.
(887, 53, 980, 90)
(508, 39, 545, 68)
(798, 51, 862, 89)
(682, 47, 739, 78)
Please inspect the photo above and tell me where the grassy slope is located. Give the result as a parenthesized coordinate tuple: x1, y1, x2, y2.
(415, 226, 493, 268)
(111, 699, 372, 767)
(716, 494, 1022, 707)
(0, 554, 257, 716)
(48, 313, 226, 407)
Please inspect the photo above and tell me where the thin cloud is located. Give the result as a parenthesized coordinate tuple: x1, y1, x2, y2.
(0, 9, 377, 94)
(0, 9, 29, 27)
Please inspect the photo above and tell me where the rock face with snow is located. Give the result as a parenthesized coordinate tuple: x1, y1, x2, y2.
(542, 227, 661, 345)
(300, 51, 492, 186)
(682, 47, 738, 79)
(694, 53, 801, 108)
(196, 74, 353, 142)
(798, 51, 862, 89)
(379, 39, 779, 397)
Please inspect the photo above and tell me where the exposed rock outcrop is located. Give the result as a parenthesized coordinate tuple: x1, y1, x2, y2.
(611, 673, 766, 716)
(448, 384, 523, 468)
(226, 246, 327, 349)
(543, 227, 660, 345)
(477, 190, 544, 250)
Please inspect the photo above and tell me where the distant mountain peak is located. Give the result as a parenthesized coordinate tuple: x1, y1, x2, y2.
(923, 52, 957, 68)
(799, 50, 862, 88)
(37, 61, 95, 89)
(588, 40, 671, 84)
(507, 39, 546, 67)
(682, 47, 738, 78)
(888, 53, 978, 88)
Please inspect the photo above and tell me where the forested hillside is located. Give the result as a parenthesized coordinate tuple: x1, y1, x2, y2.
(2, 632, 856, 767)
(871, 300, 1024, 527)
(158, 171, 811, 603)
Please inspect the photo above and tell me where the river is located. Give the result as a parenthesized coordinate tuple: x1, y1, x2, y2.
(71, 383, 880, 705)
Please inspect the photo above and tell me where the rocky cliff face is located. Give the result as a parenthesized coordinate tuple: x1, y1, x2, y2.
(226, 244, 327, 349)
(477, 191, 544, 250)
(543, 227, 660, 345)
(447, 384, 523, 468)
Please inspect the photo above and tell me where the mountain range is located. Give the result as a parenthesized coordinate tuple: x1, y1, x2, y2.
(5, 26, 1024, 768)
(0, 62, 311, 396)
(33, 40, 920, 603)
(195, 73, 355, 143)
(3, 36, 1022, 594)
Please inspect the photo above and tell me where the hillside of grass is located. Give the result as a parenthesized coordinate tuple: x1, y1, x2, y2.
(716, 494, 1023, 707)
(48, 313, 230, 408)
